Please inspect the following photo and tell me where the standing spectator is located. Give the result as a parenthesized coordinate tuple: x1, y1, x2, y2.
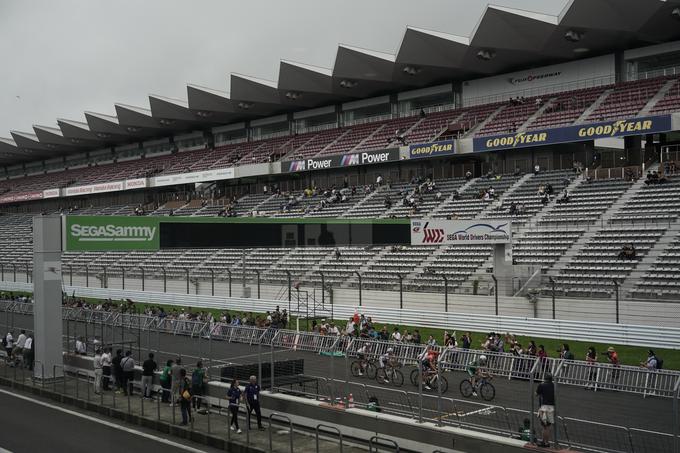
(178, 369, 192, 426)
(112, 349, 123, 393)
(160, 359, 174, 403)
(191, 361, 206, 411)
(171, 357, 184, 405)
(606, 347, 620, 388)
(426, 335, 437, 347)
(23, 334, 33, 370)
(412, 329, 422, 344)
(4, 331, 14, 361)
(121, 351, 135, 396)
(536, 373, 555, 448)
(75, 337, 87, 355)
(585, 347, 597, 390)
(391, 327, 402, 342)
(461, 332, 471, 350)
(142, 353, 157, 400)
(93, 349, 103, 395)
(228, 379, 243, 434)
(101, 348, 112, 391)
(640, 350, 659, 394)
(245, 375, 263, 430)
(13, 330, 26, 360)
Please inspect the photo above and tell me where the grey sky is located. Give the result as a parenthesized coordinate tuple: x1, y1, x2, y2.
(0, 0, 567, 136)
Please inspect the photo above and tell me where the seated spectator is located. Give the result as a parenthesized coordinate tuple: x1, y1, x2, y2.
(618, 244, 636, 260)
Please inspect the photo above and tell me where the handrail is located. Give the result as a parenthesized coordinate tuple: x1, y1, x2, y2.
(268, 413, 294, 453)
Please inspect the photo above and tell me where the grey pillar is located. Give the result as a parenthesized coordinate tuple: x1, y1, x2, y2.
(493, 244, 514, 297)
(33, 215, 64, 380)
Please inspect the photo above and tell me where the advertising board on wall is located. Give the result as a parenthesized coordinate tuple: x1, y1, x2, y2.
(0, 191, 44, 204)
(63, 215, 160, 251)
(282, 148, 399, 173)
(408, 140, 455, 159)
(63, 181, 125, 197)
(410, 219, 511, 245)
(150, 167, 235, 187)
(473, 115, 673, 153)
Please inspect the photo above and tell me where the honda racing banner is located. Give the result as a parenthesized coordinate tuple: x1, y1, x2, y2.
(473, 115, 672, 152)
(282, 148, 399, 173)
(411, 219, 512, 245)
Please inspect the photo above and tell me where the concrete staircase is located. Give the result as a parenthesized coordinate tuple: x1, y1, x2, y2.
(519, 174, 586, 230)
(518, 97, 558, 132)
(339, 187, 384, 217)
(316, 128, 352, 157)
(638, 79, 678, 116)
(351, 124, 386, 151)
(464, 105, 507, 137)
(476, 173, 533, 218)
(575, 88, 614, 124)
(621, 221, 680, 297)
(340, 246, 393, 288)
(428, 177, 480, 218)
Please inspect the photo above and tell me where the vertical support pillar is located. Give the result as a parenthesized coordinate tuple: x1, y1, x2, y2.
(33, 215, 64, 380)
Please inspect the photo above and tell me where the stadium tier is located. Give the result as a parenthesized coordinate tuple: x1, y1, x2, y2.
(1, 170, 679, 299)
(0, 73, 679, 200)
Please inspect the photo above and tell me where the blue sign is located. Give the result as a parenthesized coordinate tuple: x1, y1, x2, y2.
(408, 140, 455, 159)
(473, 115, 673, 152)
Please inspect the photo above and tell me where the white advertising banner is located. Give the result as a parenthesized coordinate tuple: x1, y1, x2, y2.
(150, 167, 235, 188)
(410, 219, 512, 245)
(462, 54, 615, 104)
(63, 181, 125, 197)
(124, 178, 148, 190)
(42, 188, 61, 198)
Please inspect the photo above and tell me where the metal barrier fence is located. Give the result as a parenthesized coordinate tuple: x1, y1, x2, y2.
(3, 301, 679, 399)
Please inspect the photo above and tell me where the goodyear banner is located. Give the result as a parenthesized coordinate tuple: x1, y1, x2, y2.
(408, 140, 455, 159)
(283, 148, 399, 173)
(64, 216, 160, 251)
(411, 219, 511, 245)
(474, 115, 672, 152)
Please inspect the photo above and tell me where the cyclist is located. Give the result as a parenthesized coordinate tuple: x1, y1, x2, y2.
(356, 343, 370, 376)
(378, 348, 395, 382)
(467, 355, 489, 396)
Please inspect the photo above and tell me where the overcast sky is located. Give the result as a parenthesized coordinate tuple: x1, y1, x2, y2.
(0, 0, 568, 137)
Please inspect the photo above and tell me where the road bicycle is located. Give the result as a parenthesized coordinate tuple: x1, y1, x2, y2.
(376, 364, 404, 387)
(459, 376, 495, 401)
(409, 367, 449, 393)
(350, 357, 377, 379)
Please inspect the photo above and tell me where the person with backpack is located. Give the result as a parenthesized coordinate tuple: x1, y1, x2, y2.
(178, 368, 192, 426)
(191, 361, 206, 411)
(160, 359, 173, 403)
(120, 351, 135, 396)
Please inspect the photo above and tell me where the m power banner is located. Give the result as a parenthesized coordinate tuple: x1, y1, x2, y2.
(408, 140, 455, 159)
(282, 148, 399, 173)
(64, 216, 160, 251)
(411, 219, 511, 245)
(473, 115, 672, 152)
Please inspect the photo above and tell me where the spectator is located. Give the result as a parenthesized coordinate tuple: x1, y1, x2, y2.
(536, 373, 555, 448)
(171, 357, 184, 405)
(518, 417, 535, 443)
(142, 352, 157, 400)
(426, 335, 437, 347)
(75, 337, 87, 355)
(121, 351, 135, 396)
(412, 329, 422, 344)
(23, 334, 33, 371)
(178, 369, 192, 426)
(585, 347, 597, 390)
(465, 170, 472, 181)
(191, 361, 206, 411)
(461, 332, 471, 350)
(13, 330, 26, 360)
(391, 327, 402, 342)
(559, 344, 574, 361)
(245, 375, 264, 430)
(606, 347, 620, 387)
(93, 349, 103, 395)
(160, 359, 173, 403)
(228, 379, 243, 434)
(534, 164, 540, 175)
(112, 349, 123, 393)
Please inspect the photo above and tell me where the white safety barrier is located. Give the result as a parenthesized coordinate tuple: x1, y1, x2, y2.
(3, 281, 680, 349)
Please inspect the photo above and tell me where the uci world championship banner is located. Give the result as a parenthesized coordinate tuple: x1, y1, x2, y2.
(473, 115, 672, 152)
(410, 219, 511, 245)
(64, 216, 160, 251)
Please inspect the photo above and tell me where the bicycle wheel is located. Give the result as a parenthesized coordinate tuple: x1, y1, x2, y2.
(459, 379, 473, 398)
(434, 375, 449, 393)
(376, 368, 388, 384)
(480, 381, 496, 401)
(350, 361, 361, 377)
(392, 369, 404, 387)
(410, 368, 420, 386)
(366, 362, 377, 379)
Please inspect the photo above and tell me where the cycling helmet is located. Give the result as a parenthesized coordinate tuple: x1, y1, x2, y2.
(387, 348, 394, 353)
(479, 355, 487, 363)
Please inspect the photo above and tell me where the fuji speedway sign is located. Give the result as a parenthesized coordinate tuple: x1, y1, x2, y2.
(411, 219, 511, 245)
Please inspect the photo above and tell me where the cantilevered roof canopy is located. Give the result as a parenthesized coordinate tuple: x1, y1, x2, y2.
(3, 0, 680, 166)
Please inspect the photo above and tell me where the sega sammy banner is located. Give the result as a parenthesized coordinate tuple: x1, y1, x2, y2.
(473, 115, 673, 152)
(283, 148, 399, 173)
(64, 216, 160, 251)
(408, 140, 455, 159)
(411, 219, 512, 245)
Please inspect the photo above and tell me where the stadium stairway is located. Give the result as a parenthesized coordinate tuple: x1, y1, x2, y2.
(520, 173, 586, 228)
(517, 96, 559, 132)
(574, 88, 614, 124)
(638, 78, 678, 116)
(427, 176, 479, 218)
(463, 104, 506, 137)
(476, 173, 533, 218)
(621, 221, 680, 297)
